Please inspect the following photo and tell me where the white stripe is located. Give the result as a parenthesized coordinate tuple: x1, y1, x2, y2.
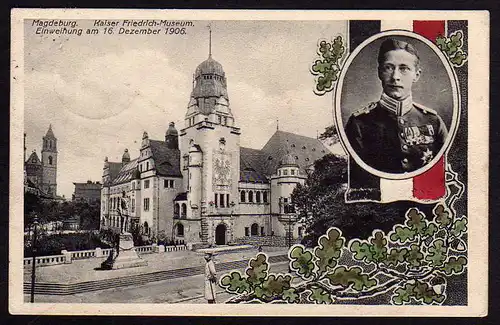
(380, 20, 413, 32)
(380, 177, 414, 202)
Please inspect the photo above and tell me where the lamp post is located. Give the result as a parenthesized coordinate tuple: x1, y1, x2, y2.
(30, 215, 39, 303)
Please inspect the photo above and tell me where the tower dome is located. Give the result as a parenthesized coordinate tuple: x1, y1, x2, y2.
(195, 56, 225, 78)
(280, 153, 298, 167)
(122, 148, 130, 163)
(166, 122, 178, 136)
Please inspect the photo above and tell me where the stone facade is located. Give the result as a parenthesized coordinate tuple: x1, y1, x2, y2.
(100, 54, 330, 247)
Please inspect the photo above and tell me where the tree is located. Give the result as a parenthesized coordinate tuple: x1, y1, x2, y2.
(291, 154, 436, 245)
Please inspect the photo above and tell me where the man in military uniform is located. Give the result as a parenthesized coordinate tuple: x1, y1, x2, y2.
(345, 38, 448, 174)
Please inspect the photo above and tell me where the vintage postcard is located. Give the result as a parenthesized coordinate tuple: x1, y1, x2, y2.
(10, 9, 489, 316)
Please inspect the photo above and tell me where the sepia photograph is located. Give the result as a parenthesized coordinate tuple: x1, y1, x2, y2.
(9, 10, 488, 316)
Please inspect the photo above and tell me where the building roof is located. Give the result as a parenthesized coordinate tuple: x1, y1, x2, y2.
(112, 159, 138, 185)
(260, 130, 330, 175)
(45, 124, 56, 138)
(26, 151, 41, 165)
(149, 140, 182, 177)
(107, 162, 123, 184)
(239, 147, 268, 183)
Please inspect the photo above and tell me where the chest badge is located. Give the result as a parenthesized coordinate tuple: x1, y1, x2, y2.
(421, 148, 434, 165)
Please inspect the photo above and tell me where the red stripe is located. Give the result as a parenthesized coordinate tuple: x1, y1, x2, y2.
(412, 20, 447, 200)
(413, 21, 446, 41)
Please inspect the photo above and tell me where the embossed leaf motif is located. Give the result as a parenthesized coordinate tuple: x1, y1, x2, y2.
(369, 231, 388, 262)
(282, 288, 300, 303)
(407, 209, 427, 234)
(441, 256, 467, 275)
(413, 281, 446, 304)
(384, 248, 409, 267)
(405, 244, 424, 268)
(450, 51, 467, 66)
(434, 205, 452, 227)
(392, 282, 417, 305)
(245, 253, 269, 288)
(390, 225, 416, 243)
(392, 281, 445, 305)
(254, 274, 291, 300)
(423, 223, 439, 237)
(289, 246, 315, 279)
(350, 241, 374, 263)
(308, 287, 333, 304)
(451, 217, 468, 237)
(220, 271, 251, 294)
(312, 37, 345, 94)
(314, 228, 345, 273)
(426, 239, 447, 267)
(326, 266, 377, 291)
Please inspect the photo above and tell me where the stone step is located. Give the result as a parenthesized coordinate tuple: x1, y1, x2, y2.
(24, 254, 288, 295)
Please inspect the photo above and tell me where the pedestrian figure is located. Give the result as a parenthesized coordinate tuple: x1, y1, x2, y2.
(204, 252, 217, 304)
(258, 245, 263, 252)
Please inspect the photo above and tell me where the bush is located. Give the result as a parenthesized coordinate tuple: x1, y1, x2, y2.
(24, 231, 112, 257)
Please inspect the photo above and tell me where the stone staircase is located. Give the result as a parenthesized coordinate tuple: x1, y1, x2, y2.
(24, 254, 288, 295)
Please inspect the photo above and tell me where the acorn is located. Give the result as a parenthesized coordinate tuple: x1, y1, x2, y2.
(430, 276, 446, 295)
(450, 238, 467, 252)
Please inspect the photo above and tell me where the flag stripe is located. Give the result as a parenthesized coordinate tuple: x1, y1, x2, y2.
(411, 20, 447, 200)
(348, 20, 381, 53)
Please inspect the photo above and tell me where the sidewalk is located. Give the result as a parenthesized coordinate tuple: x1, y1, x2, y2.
(24, 246, 288, 284)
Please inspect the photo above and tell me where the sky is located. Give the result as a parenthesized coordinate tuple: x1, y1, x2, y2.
(23, 19, 347, 199)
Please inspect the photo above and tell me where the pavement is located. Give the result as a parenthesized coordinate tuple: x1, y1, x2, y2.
(24, 246, 288, 284)
(23, 248, 290, 304)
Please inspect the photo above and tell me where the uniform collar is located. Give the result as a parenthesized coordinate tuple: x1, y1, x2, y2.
(379, 93, 413, 116)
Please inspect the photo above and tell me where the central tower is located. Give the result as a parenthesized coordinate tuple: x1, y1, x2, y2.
(179, 32, 241, 245)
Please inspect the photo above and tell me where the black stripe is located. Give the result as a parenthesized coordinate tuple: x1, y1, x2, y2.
(349, 20, 381, 53)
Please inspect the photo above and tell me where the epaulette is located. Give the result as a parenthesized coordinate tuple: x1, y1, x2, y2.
(352, 102, 377, 117)
(414, 102, 438, 115)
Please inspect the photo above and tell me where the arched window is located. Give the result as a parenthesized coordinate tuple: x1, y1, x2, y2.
(176, 223, 184, 236)
(263, 192, 268, 203)
(256, 192, 261, 203)
(48, 156, 53, 165)
(181, 203, 187, 219)
(240, 191, 246, 203)
(251, 223, 259, 236)
(174, 204, 180, 218)
(143, 222, 149, 235)
(248, 191, 254, 203)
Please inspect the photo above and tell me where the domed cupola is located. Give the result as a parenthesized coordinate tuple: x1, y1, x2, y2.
(280, 153, 298, 167)
(190, 55, 229, 115)
(122, 148, 131, 164)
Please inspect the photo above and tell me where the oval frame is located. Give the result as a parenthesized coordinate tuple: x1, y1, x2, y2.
(334, 30, 461, 180)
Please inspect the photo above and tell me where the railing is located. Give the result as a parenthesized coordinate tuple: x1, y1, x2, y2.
(71, 249, 96, 260)
(23, 244, 189, 268)
(135, 245, 154, 254)
(23, 255, 67, 267)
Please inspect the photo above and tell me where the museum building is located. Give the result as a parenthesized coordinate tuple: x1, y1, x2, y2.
(100, 53, 330, 247)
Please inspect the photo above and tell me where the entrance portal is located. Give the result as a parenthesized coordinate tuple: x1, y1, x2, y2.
(215, 224, 226, 245)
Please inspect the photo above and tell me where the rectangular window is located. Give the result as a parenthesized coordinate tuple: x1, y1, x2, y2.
(144, 198, 150, 211)
(291, 169, 295, 175)
(170, 180, 174, 188)
(223, 117, 227, 125)
(131, 199, 135, 213)
(226, 194, 230, 207)
(214, 193, 218, 208)
(146, 161, 149, 170)
(132, 182, 135, 190)
(220, 193, 225, 208)
(218, 115, 222, 124)
(144, 179, 150, 189)
(261, 227, 265, 236)
(245, 227, 249, 236)
(164, 179, 168, 188)
(283, 169, 288, 176)
(263, 192, 268, 203)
